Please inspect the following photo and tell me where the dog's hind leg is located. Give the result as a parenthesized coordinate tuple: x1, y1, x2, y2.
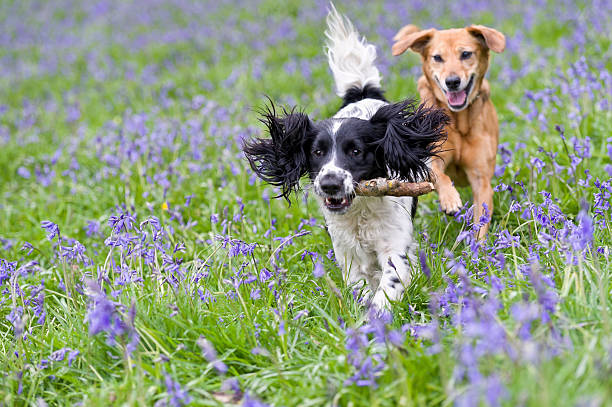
(466, 165, 494, 239)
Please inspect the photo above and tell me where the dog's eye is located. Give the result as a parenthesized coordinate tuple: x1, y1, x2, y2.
(350, 148, 361, 157)
(460, 51, 472, 60)
(433, 54, 443, 63)
(313, 149, 324, 157)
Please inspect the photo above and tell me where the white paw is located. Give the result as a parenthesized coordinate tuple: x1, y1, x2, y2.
(371, 291, 391, 310)
(439, 186, 462, 214)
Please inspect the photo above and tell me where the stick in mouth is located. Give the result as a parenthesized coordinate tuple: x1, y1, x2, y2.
(354, 178, 434, 197)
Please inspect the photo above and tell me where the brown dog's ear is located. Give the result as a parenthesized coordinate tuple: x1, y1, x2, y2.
(467, 25, 506, 53)
(393, 24, 419, 41)
(392, 28, 436, 56)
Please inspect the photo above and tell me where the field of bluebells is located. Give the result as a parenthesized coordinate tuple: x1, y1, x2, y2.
(1, 0, 611, 405)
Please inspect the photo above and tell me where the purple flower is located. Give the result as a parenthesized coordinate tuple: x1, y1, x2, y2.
(387, 329, 404, 347)
(17, 166, 30, 179)
(313, 261, 325, 278)
(125, 302, 139, 356)
(484, 374, 507, 407)
(221, 377, 241, 394)
(87, 296, 116, 336)
(570, 208, 593, 253)
(259, 268, 272, 282)
(198, 289, 215, 304)
(84, 279, 135, 348)
(67, 349, 80, 367)
(41, 220, 60, 241)
(278, 320, 286, 336)
(241, 393, 271, 407)
(60, 240, 91, 265)
(250, 288, 261, 300)
(196, 336, 227, 374)
(6, 306, 25, 337)
(494, 229, 520, 250)
(344, 355, 385, 387)
(20, 242, 34, 255)
(162, 370, 191, 407)
(108, 212, 136, 234)
(529, 157, 545, 174)
(293, 309, 309, 320)
(249, 345, 268, 356)
(511, 302, 540, 340)
(418, 251, 430, 279)
(49, 347, 79, 363)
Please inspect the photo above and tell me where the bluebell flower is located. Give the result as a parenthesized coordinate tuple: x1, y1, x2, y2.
(17, 166, 30, 179)
(20, 242, 34, 256)
(250, 288, 261, 300)
(418, 250, 430, 279)
(197, 336, 227, 374)
(312, 261, 325, 278)
(241, 393, 271, 407)
(162, 370, 191, 407)
(40, 220, 60, 241)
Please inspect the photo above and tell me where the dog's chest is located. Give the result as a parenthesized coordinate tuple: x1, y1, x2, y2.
(323, 197, 413, 254)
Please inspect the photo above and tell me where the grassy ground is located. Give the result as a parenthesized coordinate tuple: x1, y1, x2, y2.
(0, 0, 611, 406)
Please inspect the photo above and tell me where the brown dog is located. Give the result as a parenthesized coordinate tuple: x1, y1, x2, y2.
(392, 25, 505, 238)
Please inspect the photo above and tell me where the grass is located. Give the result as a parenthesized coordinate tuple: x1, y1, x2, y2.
(0, 0, 611, 406)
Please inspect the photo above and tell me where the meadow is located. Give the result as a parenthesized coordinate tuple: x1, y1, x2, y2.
(0, 0, 611, 405)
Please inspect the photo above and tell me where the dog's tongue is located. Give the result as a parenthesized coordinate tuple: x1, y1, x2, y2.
(448, 90, 467, 106)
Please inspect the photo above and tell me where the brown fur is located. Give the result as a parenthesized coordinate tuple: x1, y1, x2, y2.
(392, 25, 506, 238)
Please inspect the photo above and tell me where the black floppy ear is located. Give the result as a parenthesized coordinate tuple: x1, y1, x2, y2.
(369, 100, 449, 181)
(243, 101, 314, 202)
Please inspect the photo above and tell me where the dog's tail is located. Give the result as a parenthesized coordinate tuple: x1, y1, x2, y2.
(325, 4, 383, 104)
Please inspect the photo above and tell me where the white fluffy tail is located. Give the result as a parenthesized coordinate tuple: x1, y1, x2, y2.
(325, 4, 382, 98)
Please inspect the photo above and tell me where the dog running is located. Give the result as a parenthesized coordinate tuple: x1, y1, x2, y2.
(393, 23, 506, 238)
(244, 6, 448, 309)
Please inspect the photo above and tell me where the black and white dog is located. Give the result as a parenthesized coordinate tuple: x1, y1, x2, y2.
(244, 7, 448, 309)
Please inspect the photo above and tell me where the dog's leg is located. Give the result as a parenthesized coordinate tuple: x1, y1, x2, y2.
(335, 247, 374, 302)
(371, 252, 415, 309)
(416, 77, 463, 214)
(432, 158, 463, 214)
(465, 165, 494, 239)
(344, 264, 373, 301)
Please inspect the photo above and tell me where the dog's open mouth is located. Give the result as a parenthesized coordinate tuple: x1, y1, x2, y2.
(324, 195, 353, 212)
(445, 75, 474, 110)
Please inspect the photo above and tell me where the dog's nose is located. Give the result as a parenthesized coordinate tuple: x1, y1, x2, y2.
(445, 76, 461, 91)
(319, 173, 343, 195)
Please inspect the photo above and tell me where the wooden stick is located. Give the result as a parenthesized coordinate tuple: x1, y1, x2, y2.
(355, 178, 435, 197)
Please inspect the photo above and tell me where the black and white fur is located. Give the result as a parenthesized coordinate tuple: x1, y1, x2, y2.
(244, 6, 448, 309)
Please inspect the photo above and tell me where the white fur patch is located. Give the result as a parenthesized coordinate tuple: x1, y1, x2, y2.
(325, 5, 381, 97)
(334, 98, 386, 120)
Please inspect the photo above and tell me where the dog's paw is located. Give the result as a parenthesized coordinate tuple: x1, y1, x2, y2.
(438, 186, 462, 214)
(371, 291, 391, 310)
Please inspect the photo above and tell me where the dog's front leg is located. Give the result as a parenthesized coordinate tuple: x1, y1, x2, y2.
(432, 157, 463, 214)
(417, 76, 463, 214)
(334, 245, 374, 301)
(371, 252, 414, 310)
(464, 123, 497, 238)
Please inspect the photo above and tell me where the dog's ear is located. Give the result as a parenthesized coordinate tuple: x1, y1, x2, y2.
(467, 25, 506, 53)
(392, 24, 420, 41)
(392, 27, 436, 56)
(369, 100, 449, 181)
(243, 102, 314, 202)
